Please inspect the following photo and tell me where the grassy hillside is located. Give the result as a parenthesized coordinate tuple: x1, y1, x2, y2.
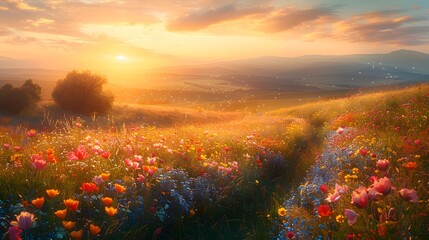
(0, 84, 427, 239)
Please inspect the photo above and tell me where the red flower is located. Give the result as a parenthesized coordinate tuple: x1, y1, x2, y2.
(317, 204, 332, 217)
(101, 151, 111, 159)
(286, 231, 295, 239)
(359, 148, 368, 156)
(8, 226, 22, 240)
(319, 184, 328, 193)
(68, 145, 90, 161)
(80, 182, 99, 193)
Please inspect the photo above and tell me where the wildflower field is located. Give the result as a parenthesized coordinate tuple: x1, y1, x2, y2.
(0, 84, 428, 239)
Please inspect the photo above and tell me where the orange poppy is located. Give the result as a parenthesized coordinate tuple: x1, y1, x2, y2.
(70, 230, 83, 240)
(62, 221, 75, 230)
(64, 199, 79, 211)
(31, 197, 44, 209)
(101, 197, 113, 206)
(54, 209, 67, 219)
(114, 184, 126, 193)
(89, 224, 101, 236)
(46, 189, 59, 198)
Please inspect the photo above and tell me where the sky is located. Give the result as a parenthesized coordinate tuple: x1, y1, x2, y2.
(0, 0, 429, 72)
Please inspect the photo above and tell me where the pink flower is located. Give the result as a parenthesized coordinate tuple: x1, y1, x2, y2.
(344, 209, 358, 225)
(335, 184, 348, 195)
(376, 159, 389, 171)
(399, 188, 418, 203)
(67, 145, 90, 161)
(147, 157, 157, 165)
(373, 177, 392, 195)
(336, 127, 345, 134)
(93, 176, 103, 185)
(326, 191, 341, 203)
(319, 184, 328, 193)
(32, 159, 46, 170)
(11, 212, 36, 230)
(130, 161, 139, 170)
(124, 158, 132, 167)
(136, 174, 145, 183)
(414, 139, 421, 145)
(351, 186, 368, 208)
(26, 130, 36, 138)
(369, 176, 379, 183)
(367, 187, 382, 201)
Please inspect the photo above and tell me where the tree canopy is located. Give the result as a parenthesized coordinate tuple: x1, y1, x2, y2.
(52, 70, 114, 114)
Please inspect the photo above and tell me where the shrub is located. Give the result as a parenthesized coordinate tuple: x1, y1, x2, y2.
(52, 70, 114, 114)
(0, 80, 41, 114)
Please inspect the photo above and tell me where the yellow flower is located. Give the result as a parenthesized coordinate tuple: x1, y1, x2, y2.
(46, 189, 59, 198)
(105, 206, 118, 216)
(278, 207, 287, 217)
(336, 214, 345, 223)
(352, 168, 359, 174)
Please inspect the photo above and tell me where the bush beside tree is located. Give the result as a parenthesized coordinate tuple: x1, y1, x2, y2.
(0, 80, 41, 114)
(52, 70, 114, 114)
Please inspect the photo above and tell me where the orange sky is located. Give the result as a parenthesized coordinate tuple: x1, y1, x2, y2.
(1, 0, 429, 73)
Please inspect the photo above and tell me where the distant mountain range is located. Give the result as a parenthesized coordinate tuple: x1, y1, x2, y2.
(150, 49, 429, 91)
(1, 49, 428, 92)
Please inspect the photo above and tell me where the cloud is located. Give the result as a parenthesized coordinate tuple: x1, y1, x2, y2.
(1, 0, 44, 11)
(167, 4, 271, 31)
(331, 11, 429, 45)
(257, 7, 334, 32)
(26, 18, 55, 27)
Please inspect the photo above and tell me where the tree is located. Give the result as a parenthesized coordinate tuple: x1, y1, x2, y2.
(0, 80, 42, 114)
(52, 70, 114, 114)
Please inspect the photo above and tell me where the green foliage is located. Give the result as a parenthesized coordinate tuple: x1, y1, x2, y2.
(52, 70, 114, 114)
(0, 80, 41, 114)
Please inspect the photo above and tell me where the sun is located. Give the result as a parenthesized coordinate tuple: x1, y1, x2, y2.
(116, 55, 126, 61)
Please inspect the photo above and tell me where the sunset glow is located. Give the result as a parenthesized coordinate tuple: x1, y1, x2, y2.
(0, 0, 428, 84)
(116, 55, 126, 61)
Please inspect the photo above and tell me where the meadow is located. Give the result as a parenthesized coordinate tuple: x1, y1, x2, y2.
(0, 83, 428, 239)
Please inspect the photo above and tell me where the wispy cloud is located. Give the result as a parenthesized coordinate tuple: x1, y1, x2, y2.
(167, 4, 272, 31)
(257, 7, 334, 32)
(330, 11, 429, 45)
